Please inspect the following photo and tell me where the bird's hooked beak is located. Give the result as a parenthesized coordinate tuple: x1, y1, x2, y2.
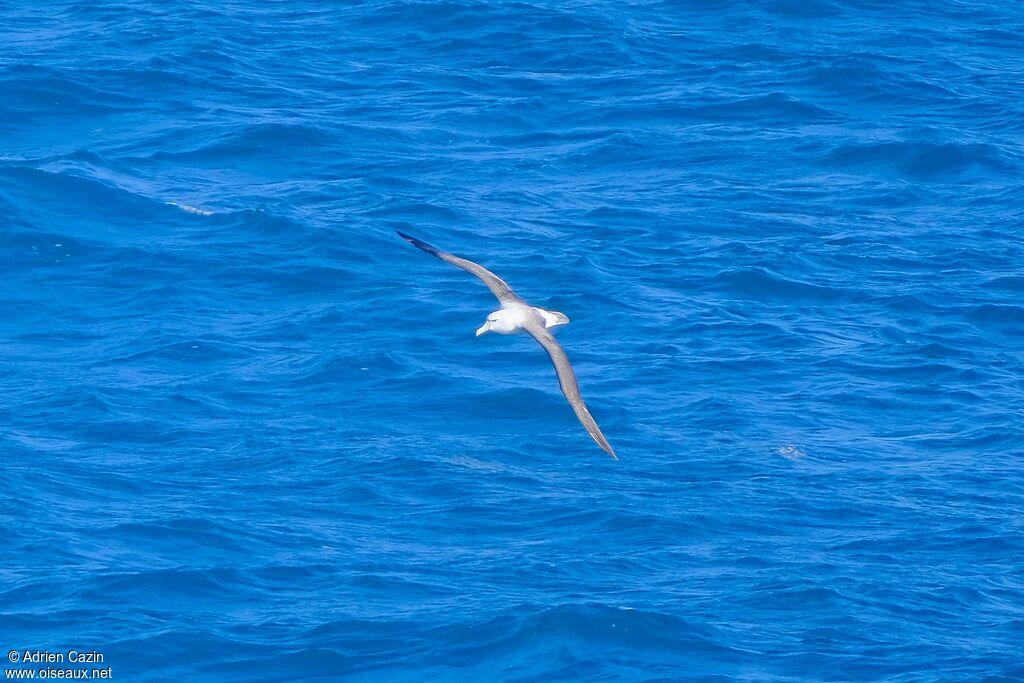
(475, 320, 492, 336)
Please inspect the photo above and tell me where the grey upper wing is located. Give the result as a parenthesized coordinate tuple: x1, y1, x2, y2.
(524, 320, 618, 459)
(398, 232, 523, 304)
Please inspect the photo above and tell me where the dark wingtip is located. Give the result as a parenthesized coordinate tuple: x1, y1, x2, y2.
(396, 231, 441, 257)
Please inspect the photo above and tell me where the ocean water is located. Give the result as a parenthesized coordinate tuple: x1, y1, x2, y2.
(2, 0, 1023, 680)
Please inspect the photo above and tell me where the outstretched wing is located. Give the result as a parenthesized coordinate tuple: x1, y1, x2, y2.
(397, 231, 523, 305)
(524, 319, 617, 459)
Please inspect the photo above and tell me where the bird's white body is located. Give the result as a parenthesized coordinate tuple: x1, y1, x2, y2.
(477, 303, 569, 336)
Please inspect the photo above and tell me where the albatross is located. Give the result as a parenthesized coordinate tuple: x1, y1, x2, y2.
(398, 231, 617, 459)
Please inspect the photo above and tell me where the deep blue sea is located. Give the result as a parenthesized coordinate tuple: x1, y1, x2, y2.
(2, 1, 1023, 680)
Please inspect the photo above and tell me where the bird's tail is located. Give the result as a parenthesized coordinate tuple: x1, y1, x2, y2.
(538, 308, 570, 328)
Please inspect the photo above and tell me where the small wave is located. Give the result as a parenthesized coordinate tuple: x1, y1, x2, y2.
(798, 55, 959, 102)
(0, 64, 142, 118)
(825, 140, 1016, 179)
(778, 444, 806, 460)
(169, 202, 215, 216)
(0, 164, 212, 246)
(708, 267, 852, 302)
(148, 122, 339, 164)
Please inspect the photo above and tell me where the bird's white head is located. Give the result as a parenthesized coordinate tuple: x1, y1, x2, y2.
(476, 307, 525, 336)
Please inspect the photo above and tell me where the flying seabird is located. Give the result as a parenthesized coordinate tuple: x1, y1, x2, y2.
(398, 231, 617, 459)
